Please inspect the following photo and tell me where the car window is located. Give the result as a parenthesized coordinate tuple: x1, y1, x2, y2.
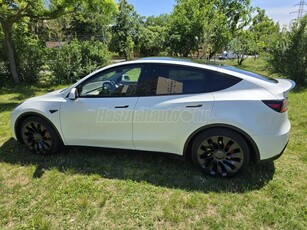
(137, 64, 242, 96)
(153, 65, 205, 95)
(203, 70, 242, 92)
(78, 65, 144, 97)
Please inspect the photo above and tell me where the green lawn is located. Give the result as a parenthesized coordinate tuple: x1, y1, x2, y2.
(0, 59, 306, 229)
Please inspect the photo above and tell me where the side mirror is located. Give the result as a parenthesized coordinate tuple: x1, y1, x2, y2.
(69, 88, 78, 100)
(122, 75, 130, 81)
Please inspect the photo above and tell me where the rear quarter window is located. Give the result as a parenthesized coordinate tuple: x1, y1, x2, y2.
(203, 70, 242, 92)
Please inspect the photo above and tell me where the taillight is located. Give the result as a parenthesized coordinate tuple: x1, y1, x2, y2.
(262, 99, 288, 113)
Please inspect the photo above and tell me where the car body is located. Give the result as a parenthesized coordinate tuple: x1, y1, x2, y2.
(11, 58, 295, 177)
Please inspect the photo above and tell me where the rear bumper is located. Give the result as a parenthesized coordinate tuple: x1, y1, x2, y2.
(260, 141, 288, 162)
(252, 131, 290, 161)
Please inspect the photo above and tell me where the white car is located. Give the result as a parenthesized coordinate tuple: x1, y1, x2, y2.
(11, 58, 295, 177)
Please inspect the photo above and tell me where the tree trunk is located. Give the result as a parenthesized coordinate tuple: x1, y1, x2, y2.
(2, 22, 20, 83)
(237, 55, 241, 65)
(209, 50, 217, 60)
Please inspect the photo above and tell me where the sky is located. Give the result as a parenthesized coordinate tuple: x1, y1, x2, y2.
(125, 0, 303, 27)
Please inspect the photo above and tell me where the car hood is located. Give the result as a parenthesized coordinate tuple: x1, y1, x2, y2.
(25, 89, 66, 103)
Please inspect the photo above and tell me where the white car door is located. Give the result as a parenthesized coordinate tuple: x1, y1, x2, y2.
(133, 64, 214, 155)
(60, 64, 145, 149)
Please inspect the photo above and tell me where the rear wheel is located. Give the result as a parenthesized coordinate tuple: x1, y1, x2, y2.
(20, 116, 61, 155)
(192, 128, 250, 177)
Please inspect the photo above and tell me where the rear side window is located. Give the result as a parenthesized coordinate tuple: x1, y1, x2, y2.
(138, 64, 241, 96)
(203, 70, 242, 92)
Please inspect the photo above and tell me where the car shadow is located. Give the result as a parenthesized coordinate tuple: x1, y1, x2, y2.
(0, 138, 275, 193)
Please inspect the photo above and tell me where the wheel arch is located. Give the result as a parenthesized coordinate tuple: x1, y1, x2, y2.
(183, 123, 260, 163)
(15, 112, 64, 146)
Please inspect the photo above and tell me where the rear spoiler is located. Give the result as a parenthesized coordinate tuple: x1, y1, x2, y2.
(277, 79, 296, 91)
(276, 79, 296, 97)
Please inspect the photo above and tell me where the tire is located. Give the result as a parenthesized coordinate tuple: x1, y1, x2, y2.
(192, 128, 250, 177)
(20, 116, 61, 155)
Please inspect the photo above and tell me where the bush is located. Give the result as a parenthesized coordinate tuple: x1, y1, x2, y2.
(49, 39, 112, 84)
(0, 28, 11, 85)
(268, 16, 307, 85)
(0, 61, 11, 86)
(14, 34, 46, 83)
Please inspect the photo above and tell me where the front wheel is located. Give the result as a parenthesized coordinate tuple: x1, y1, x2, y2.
(20, 116, 61, 155)
(192, 128, 250, 177)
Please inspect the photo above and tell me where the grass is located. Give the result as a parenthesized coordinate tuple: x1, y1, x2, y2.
(0, 60, 306, 229)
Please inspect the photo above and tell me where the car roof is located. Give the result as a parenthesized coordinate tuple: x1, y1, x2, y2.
(140, 57, 193, 63)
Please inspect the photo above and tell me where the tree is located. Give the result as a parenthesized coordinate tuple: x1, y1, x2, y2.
(206, 0, 252, 59)
(110, 0, 141, 60)
(249, 7, 279, 54)
(232, 30, 254, 65)
(167, 0, 205, 57)
(13, 19, 46, 83)
(69, 0, 117, 42)
(268, 16, 307, 85)
(139, 15, 169, 56)
(229, 8, 279, 65)
(0, 0, 84, 83)
(167, 0, 252, 58)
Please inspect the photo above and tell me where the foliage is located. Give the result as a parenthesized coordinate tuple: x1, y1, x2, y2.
(138, 15, 169, 56)
(0, 26, 4, 60)
(139, 25, 165, 56)
(0, 0, 114, 83)
(110, 0, 141, 60)
(49, 39, 111, 84)
(13, 22, 46, 83)
(0, 26, 10, 84)
(167, 0, 252, 58)
(230, 8, 279, 65)
(69, 0, 117, 42)
(249, 8, 279, 53)
(232, 30, 254, 65)
(268, 16, 307, 85)
(167, 0, 206, 57)
(207, 0, 252, 58)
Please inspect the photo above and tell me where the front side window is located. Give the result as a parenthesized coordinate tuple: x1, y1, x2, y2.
(78, 65, 143, 97)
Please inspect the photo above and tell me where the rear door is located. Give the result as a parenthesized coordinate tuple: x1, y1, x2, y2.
(133, 64, 214, 155)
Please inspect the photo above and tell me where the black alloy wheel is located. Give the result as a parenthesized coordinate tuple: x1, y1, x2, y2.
(192, 128, 250, 177)
(21, 116, 61, 154)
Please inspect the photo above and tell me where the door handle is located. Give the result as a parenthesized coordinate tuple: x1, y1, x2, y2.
(186, 104, 203, 108)
(115, 105, 129, 108)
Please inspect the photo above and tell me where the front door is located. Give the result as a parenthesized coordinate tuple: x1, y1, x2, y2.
(60, 64, 146, 149)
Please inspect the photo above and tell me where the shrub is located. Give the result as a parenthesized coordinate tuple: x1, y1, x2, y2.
(268, 16, 307, 85)
(14, 34, 46, 83)
(0, 28, 11, 85)
(49, 39, 112, 84)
